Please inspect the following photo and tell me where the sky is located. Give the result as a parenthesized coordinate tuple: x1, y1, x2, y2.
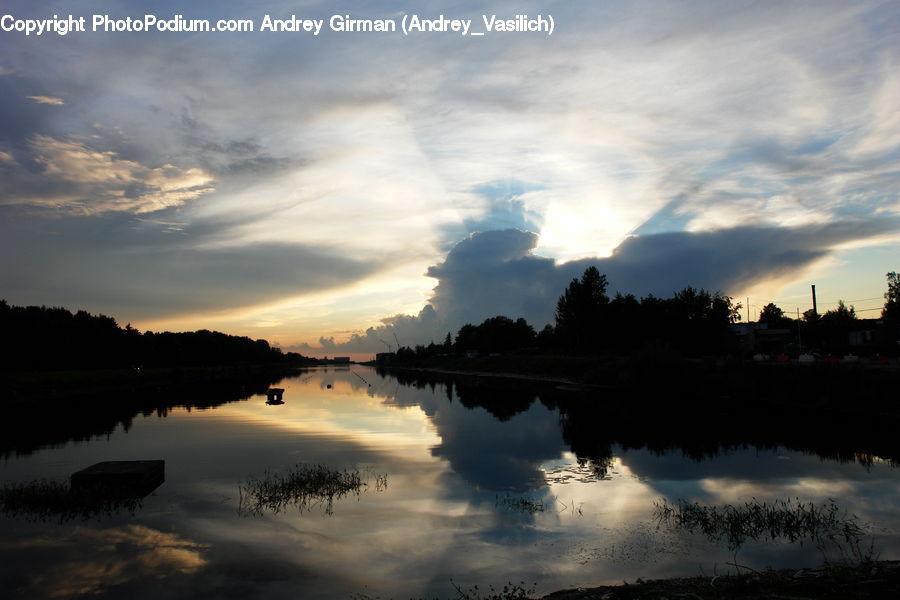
(1, 0, 898, 358)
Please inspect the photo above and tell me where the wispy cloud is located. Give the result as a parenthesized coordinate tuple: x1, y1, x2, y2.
(0, 212, 384, 321)
(26, 95, 64, 105)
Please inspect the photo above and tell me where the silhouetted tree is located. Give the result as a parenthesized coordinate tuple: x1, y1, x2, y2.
(0, 300, 312, 371)
(807, 300, 857, 353)
(452, 316, 536, 355)
(822, 300, 856, 324)
(665, 287, 741, 355)
(454, 324, 478, 355)
(758, 302, 792, 328)
(536, 324, 557, 350)
(551, 273, 741, 356)
(637, 293, 667, 336)
(669, 287, 739, 323)
(555, 266, 609, 352)
(883, 271, 900, 322)
(608, 292, 642, 351)
(395, 345, 416, 361)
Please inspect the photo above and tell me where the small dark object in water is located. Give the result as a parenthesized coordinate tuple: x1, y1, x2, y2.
(266, 398, 285, 405)
(266, 387, 285, 402)
(326, 384, 332, 389)
(71, 460, 165, 498)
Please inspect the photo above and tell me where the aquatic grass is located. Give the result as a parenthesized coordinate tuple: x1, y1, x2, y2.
(450, 580, 536, 600)
(0, 479, 143, 523)
(238, 463, 387, 517)
(351, 580, 537, 600)
(653, 497, 870, 559)
(495, 494, 545, 514)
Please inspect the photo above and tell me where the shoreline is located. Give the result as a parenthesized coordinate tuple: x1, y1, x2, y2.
(0, 363, 310, 405)
(379, 353, 900, 406)
(537, 560, 900, 599)
(380, 364, 594, 387)
(378, 352, 900, 382)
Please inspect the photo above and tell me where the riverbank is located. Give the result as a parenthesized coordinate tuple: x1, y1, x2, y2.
(381, 351, 900, 417)
(376, 353, 607, 385)
(0, 363, 309, 405)
(539, 560, 900, 599)
(379, 351, 899, 384)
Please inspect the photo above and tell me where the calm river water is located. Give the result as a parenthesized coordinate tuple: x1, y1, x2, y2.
(1, 366, 898, 599)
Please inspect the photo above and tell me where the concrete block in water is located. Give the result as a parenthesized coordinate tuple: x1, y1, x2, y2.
(71, 460, 165, 497)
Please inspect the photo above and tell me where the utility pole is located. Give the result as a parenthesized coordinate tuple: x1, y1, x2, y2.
(811, 284, 818, 317)
(747, 297, 750, 323)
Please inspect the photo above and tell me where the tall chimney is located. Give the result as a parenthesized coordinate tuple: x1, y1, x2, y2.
(811, 284, 818, 316)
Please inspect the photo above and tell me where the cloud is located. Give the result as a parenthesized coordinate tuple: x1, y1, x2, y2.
(0, 135, 214, 215)
(176, 108, 295, 177)
(426, 230, 562, 329)
(0, 213, 382, 321)
(25, 95, 64, 105)
(1, 1, 899, 348)
(305, 216, 897, 353)
(428, 393, 566, 492)
(4, 525, 207, 598)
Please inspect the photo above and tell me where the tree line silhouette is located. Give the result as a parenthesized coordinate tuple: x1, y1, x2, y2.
(397, 266, 743, 359)
(396, 268, 899, 360)
(4, 268, 896, 371)
(0, 300, 314, 371)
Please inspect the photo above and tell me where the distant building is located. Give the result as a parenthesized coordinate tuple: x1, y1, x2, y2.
(320, 356, 351, 365)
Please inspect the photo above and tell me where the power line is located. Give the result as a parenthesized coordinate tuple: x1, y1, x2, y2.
(811, 296, 884, 303)
(768, 295, 883, 302)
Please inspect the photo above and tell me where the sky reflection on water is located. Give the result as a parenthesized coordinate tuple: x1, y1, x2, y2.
(1, 366, 898, 599)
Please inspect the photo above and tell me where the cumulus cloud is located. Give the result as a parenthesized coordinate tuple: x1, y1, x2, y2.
(428, 395, 566, 492)
(303, 217, 898, 354)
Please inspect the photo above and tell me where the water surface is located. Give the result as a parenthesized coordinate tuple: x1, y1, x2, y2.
(2, 366, 898, 598)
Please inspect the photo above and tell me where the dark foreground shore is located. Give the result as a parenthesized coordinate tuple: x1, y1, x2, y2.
(539, 560, 900, 599)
